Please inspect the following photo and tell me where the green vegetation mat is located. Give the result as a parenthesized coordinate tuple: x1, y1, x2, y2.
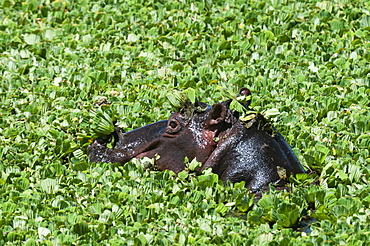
(1, 0, 369, 245)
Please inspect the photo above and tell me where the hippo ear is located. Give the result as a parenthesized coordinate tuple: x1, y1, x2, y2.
(237, 87, 252, 107)
(208, 103, 228, 125)
(238, 87, 251, 96)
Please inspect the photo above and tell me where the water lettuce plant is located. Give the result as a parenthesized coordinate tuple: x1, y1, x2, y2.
(0, 0, 369, 245)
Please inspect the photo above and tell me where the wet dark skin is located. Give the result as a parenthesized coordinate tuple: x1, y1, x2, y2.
(88, 88, 305, 192)
(88, 120, 168, 164)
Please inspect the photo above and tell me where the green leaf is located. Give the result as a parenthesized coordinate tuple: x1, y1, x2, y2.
(199, 222, 211, 232)
(38, 227, 51, 240)
(166, 90, 192, 111)
(24, 239, 37, 246)
(15, 177, 30, 191)
(276, 203, 301, 228)
(185, 88, 196, 104)
(2, 202, 17, 213)
(258, 196, 274, 210)
(44, 29, 56, 40)
(90, 109, 114, 135)
(127, 33, 139, 42)
(236, 194, 254, 212)
(177, 170, 189, 179)
(230, 99, 245, 113)
(73, 221, 90, 236)
(188, 158, 202, 171)
(330, 19, 343, 31)
(167, 91, 183, 109)
(40, 178, 58, 194)
(262, 108, 280, 118)
(179, 233, 188, 245)
(24, 34, 41, 44)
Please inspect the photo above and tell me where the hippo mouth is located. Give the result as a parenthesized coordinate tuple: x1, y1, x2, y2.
(132, 140, 162, 160)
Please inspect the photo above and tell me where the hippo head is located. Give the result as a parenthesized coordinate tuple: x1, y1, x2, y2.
(88, 99, 238, 173)
(87, 88, 305, 191)
(141, 101, 239, 172)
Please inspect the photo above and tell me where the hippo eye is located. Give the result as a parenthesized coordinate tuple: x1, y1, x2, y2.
(166, 119, 181, 134)
(169, 121, 177, 129)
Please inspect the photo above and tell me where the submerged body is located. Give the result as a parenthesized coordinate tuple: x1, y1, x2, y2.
(88, 88, 305, 192)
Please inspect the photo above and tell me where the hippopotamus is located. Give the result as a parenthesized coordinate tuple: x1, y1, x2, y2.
(88, 88, 305, 192)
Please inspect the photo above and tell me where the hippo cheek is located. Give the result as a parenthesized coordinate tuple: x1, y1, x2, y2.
(156, 155, 187, 173)
(134, 134, 198, 173)
(184, 129, 217, 166)
(135, 148, 187, 173)
(153, 131, 216, 173)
